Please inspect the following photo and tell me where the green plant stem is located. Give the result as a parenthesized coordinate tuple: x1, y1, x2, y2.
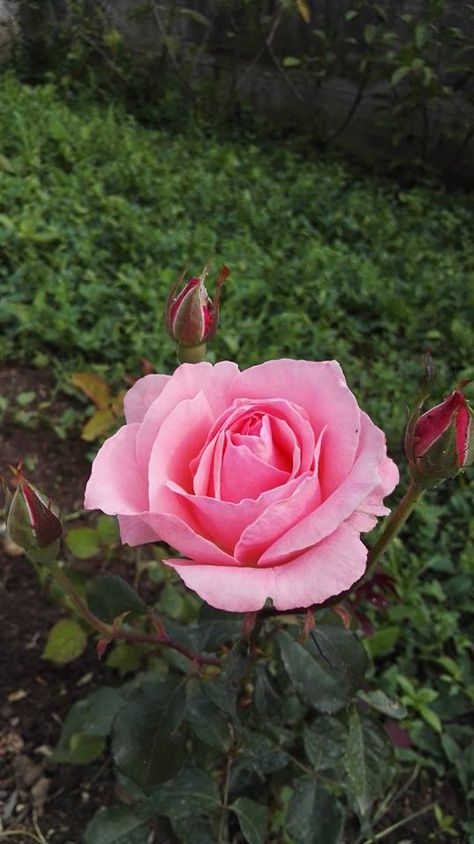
(362, 801, 436, 843)
(218, 727, 236, 844)
(50, 562, 219, 666)
(364, 482, 423, 580)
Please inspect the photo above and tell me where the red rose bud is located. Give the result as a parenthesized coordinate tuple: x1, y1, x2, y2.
(166, 264, 229, 363)
(6, 473, 62, 564)
(405, 388, 474, 487)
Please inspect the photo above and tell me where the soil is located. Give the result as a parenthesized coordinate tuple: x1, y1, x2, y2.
(0, 367, 467, 843)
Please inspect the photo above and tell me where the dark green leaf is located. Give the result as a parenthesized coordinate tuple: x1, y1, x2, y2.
(232, 796, 268, 844)
(193, 604, 244, 650)
(186, 682, 230, 752)
(303, 716, 347, 774)
(253, 665, 282, 716)
(88, 575, 147, 624)
(145, 767, 220, 820)
(345, 708, 395, 818)
(83, 806, 149, 844)
(53, 686, 125, 764)
(171, 816, 215, 844)
(286, 778, 345, 844)
(358, 690, 407, 720)
(112, 679, 186, 791)
(276, 619, 368, 713)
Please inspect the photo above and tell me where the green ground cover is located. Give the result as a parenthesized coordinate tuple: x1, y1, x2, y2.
(1, 72, 473, 839)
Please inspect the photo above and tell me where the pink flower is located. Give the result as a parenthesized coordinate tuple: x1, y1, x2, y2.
(84, 360, 399, 612)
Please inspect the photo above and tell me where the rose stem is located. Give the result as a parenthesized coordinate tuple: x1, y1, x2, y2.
(49, 561, 219, 667)
(363, 481, 423, 581)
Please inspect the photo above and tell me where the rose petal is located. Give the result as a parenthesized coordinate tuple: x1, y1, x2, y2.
(124, 374, 170, 424)
(147, 391, 215, 509)
(219, 436, 290, 502)
(84, 424, 148, 514)
(166, 519, 367, 611)
(119, 511, 236, 565)
(258, 412, 389, 565)
(136, 361, 238, 468)
(166, 474, 307, 553)
(235, 427, 325, 564)
(231, 360, 360, 496)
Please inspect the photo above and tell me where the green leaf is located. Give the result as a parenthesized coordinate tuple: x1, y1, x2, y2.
(145, 767, 220, 820)
(171, 817, 215, 844)
(391, 65, 410, 86)
(364, 626, 400, 658)
(285, 778, 345, 844)
(83, 806, 149, 844)
(364, 23, 377, 44)
(53, 733, 105, 765)
(358, 690, 407, 720)
(66, 527, 100, 559)
(253, 664, 282, 716)
(52, 686, 125, 764)
(186, 682, 230, 752)
(96, 514, 119, 544)
(303, 716, 347, 774)
(276, 619, 368, 713)
(345, 708, 395, 818)
(283, 56, 301, 68)
(232, 797, 268, 844)
(106, 642, 143, 675)
(193, 604, 244, 650)
(112, 679, 186, 791)
(87, 575, 147, 623)
(42, 618, 87, 665)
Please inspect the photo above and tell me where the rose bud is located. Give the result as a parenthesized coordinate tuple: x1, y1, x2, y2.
(405, 388, 474, 488)
(166, 264, 229, 363)
(6, 473, 62, 564)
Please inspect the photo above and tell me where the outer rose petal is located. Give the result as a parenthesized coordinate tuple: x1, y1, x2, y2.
(166, 519, 367, 612)
(258, 412, 390, 565)
(136, 361, 239, 468)
(84, 424, 148, 514)
(118, 511, 236, 565)
(123, 374, 171, 424)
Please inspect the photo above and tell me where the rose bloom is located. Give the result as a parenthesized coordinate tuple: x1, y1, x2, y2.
(85, 360, 399, 612)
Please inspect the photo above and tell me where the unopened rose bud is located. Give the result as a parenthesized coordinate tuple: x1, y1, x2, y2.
(6, 474, 62, 563)
(405, 387, 474, 488)
(166, 264, 229, 363)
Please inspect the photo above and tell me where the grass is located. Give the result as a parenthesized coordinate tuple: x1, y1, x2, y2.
(0, 71, 473, 453)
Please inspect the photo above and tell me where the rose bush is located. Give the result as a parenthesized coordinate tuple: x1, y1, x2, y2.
(85, 360, 399, 611)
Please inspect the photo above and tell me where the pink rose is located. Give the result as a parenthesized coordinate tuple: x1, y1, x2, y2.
(85, 360, 399, 612)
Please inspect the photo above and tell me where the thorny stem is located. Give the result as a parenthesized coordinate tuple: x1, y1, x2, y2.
(50, 562, 219, 667)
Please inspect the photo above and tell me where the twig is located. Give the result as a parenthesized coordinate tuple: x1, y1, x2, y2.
(50, 562, 219, 667)
(362, 802, 436, 843)
(326, 67, 369, 144)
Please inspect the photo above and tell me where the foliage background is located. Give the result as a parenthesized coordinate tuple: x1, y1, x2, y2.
(0, 36, 473, 843)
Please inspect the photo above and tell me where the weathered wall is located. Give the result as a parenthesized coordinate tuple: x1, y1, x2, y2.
(5, 0, 474, 179)
(0, 0, 18, 61)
